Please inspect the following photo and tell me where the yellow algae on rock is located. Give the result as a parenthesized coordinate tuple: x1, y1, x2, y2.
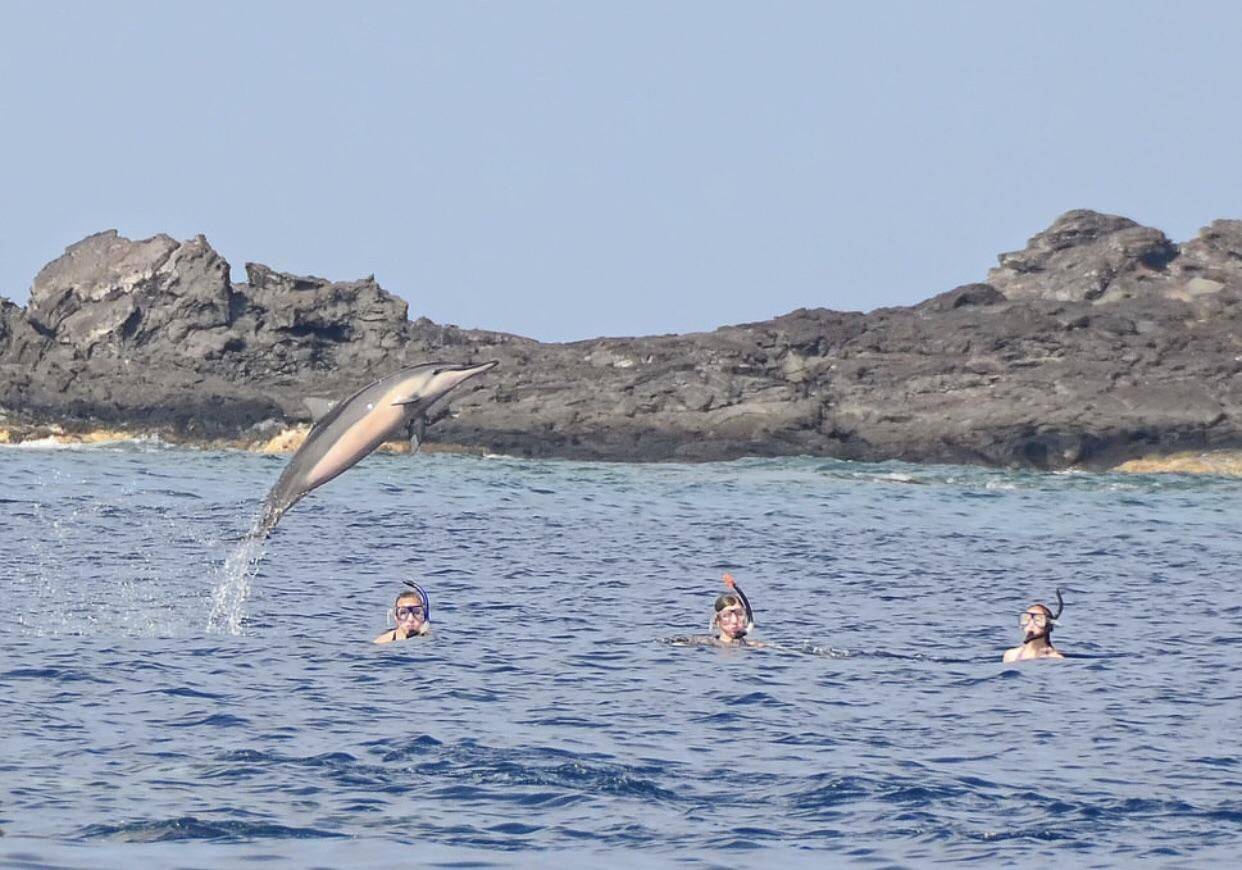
(1113, 451, 1242, 476)
(251, 426, 416, 455)
(257, 427, 310, 454)
(72, 429, 140, 444)
(0, 425, 141, 445)
(0, 421, 478, 457)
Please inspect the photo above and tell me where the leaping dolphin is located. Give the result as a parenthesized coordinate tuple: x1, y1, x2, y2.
(254, 360, 498, 537)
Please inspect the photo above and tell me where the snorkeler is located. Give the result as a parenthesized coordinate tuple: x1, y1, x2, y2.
(374, 581, 432, 644)
(1002, 589, 1066, 662)
(666, 573, 766, 648)
(712, 573, 765, 647)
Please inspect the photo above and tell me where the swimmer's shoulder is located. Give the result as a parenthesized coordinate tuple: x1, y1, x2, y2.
(663, 634, 765, 649)
(374, 627, 432, 644)
(665, 634, 719, 647)
(1002, 646, 1064, 662)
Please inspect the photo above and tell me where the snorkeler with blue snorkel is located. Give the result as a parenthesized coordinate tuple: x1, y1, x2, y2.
(374, 580, 432, 644)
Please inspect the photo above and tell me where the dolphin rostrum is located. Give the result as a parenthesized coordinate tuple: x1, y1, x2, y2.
(254, 360, 498, 537)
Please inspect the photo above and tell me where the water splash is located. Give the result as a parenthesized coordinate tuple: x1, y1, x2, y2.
(206, 521, 267, 635)
(10, 463, 215, 636)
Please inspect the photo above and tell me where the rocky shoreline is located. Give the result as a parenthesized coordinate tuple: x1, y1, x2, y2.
(3, 421, 1238, 477)
(3, 209, 1241, 472)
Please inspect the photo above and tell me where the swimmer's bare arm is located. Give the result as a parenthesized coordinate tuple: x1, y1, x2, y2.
(1002, 646, 1020, 663)
(374, 626, 432, 644)
(716, 636, 766, 648)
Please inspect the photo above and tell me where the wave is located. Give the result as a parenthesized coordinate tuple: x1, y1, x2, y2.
(79, 816, 346, 842)
(378, 738, 683, 803)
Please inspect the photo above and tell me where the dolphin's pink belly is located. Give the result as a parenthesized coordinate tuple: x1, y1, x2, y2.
(304, 403, 405, 490)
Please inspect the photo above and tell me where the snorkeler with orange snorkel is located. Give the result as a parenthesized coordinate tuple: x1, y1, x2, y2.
(712, 573, 764, 646)
(663, 573, 766, 648)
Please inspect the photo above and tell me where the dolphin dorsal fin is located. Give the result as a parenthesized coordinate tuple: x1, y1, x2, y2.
(303, 397, 339, 425)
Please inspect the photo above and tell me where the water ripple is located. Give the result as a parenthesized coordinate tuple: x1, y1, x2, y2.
(2, 449, 1241, 864)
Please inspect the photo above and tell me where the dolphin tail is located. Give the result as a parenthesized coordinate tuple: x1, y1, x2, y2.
(246, 500, 286, 541)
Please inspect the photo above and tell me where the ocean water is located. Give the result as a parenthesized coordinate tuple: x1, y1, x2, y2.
(2, 443, 1240, 867)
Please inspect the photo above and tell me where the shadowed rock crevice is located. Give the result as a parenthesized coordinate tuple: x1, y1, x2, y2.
(2, 209, 1241, 469)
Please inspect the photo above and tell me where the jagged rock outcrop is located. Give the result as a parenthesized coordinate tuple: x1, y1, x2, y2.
(2, 210, 1241, 468)
(987, 210, 1179, 303)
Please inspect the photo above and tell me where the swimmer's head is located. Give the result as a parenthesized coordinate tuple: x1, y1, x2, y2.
(393, 582, 430, 635)
(713, 592, 751, 640)
(1020, 589, 1064, 641)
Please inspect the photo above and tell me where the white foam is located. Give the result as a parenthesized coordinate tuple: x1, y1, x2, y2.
(205, 518, 268, 635)
(0, 433, 172, 451)
(2, 436, 83, 450)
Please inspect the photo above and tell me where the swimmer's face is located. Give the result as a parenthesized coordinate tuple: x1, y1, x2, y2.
(394, 597, 426, 634)
(1020, 607, 1049, 640)
(716, 605, 749, 639)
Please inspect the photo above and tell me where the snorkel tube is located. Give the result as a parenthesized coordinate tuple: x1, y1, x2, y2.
(1049, 587, 1065, 621)
(401, 579, 431, 623)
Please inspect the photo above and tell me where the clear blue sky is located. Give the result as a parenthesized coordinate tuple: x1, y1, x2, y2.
(2, 1, 1240, 341)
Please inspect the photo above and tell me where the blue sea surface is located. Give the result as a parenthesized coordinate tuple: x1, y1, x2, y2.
(2, 443, 1240, 867)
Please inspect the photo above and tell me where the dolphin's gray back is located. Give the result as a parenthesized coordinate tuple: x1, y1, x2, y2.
(256, 375, 401, 534)
(252, 361, 493, 538)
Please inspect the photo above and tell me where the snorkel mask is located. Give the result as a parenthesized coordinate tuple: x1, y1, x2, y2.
(400, 580, 431, 622)
(1023, 588, 1064, 642)
(712, 573, 755, 636)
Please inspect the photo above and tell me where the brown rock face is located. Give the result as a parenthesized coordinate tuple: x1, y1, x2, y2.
(988, 210, 1179, 303)
(2, 209, 1242, 468)
(27, 231, 234, 356)
(237, 263, 410, 377)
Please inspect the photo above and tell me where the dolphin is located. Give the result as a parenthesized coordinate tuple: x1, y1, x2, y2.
(254, 360, 498, 537)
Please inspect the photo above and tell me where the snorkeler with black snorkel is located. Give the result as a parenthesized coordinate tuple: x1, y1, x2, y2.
(711, 573, 766, 647)
(374, 580, 432, 644)
(1002, 589, 1066, 662)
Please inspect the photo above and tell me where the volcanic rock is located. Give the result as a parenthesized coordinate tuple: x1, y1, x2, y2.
(2, 209, 1242, 469)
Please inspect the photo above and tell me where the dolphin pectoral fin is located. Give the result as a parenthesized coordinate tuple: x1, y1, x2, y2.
(408, 414, 427, 456)
(303, 397, 339, 424)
